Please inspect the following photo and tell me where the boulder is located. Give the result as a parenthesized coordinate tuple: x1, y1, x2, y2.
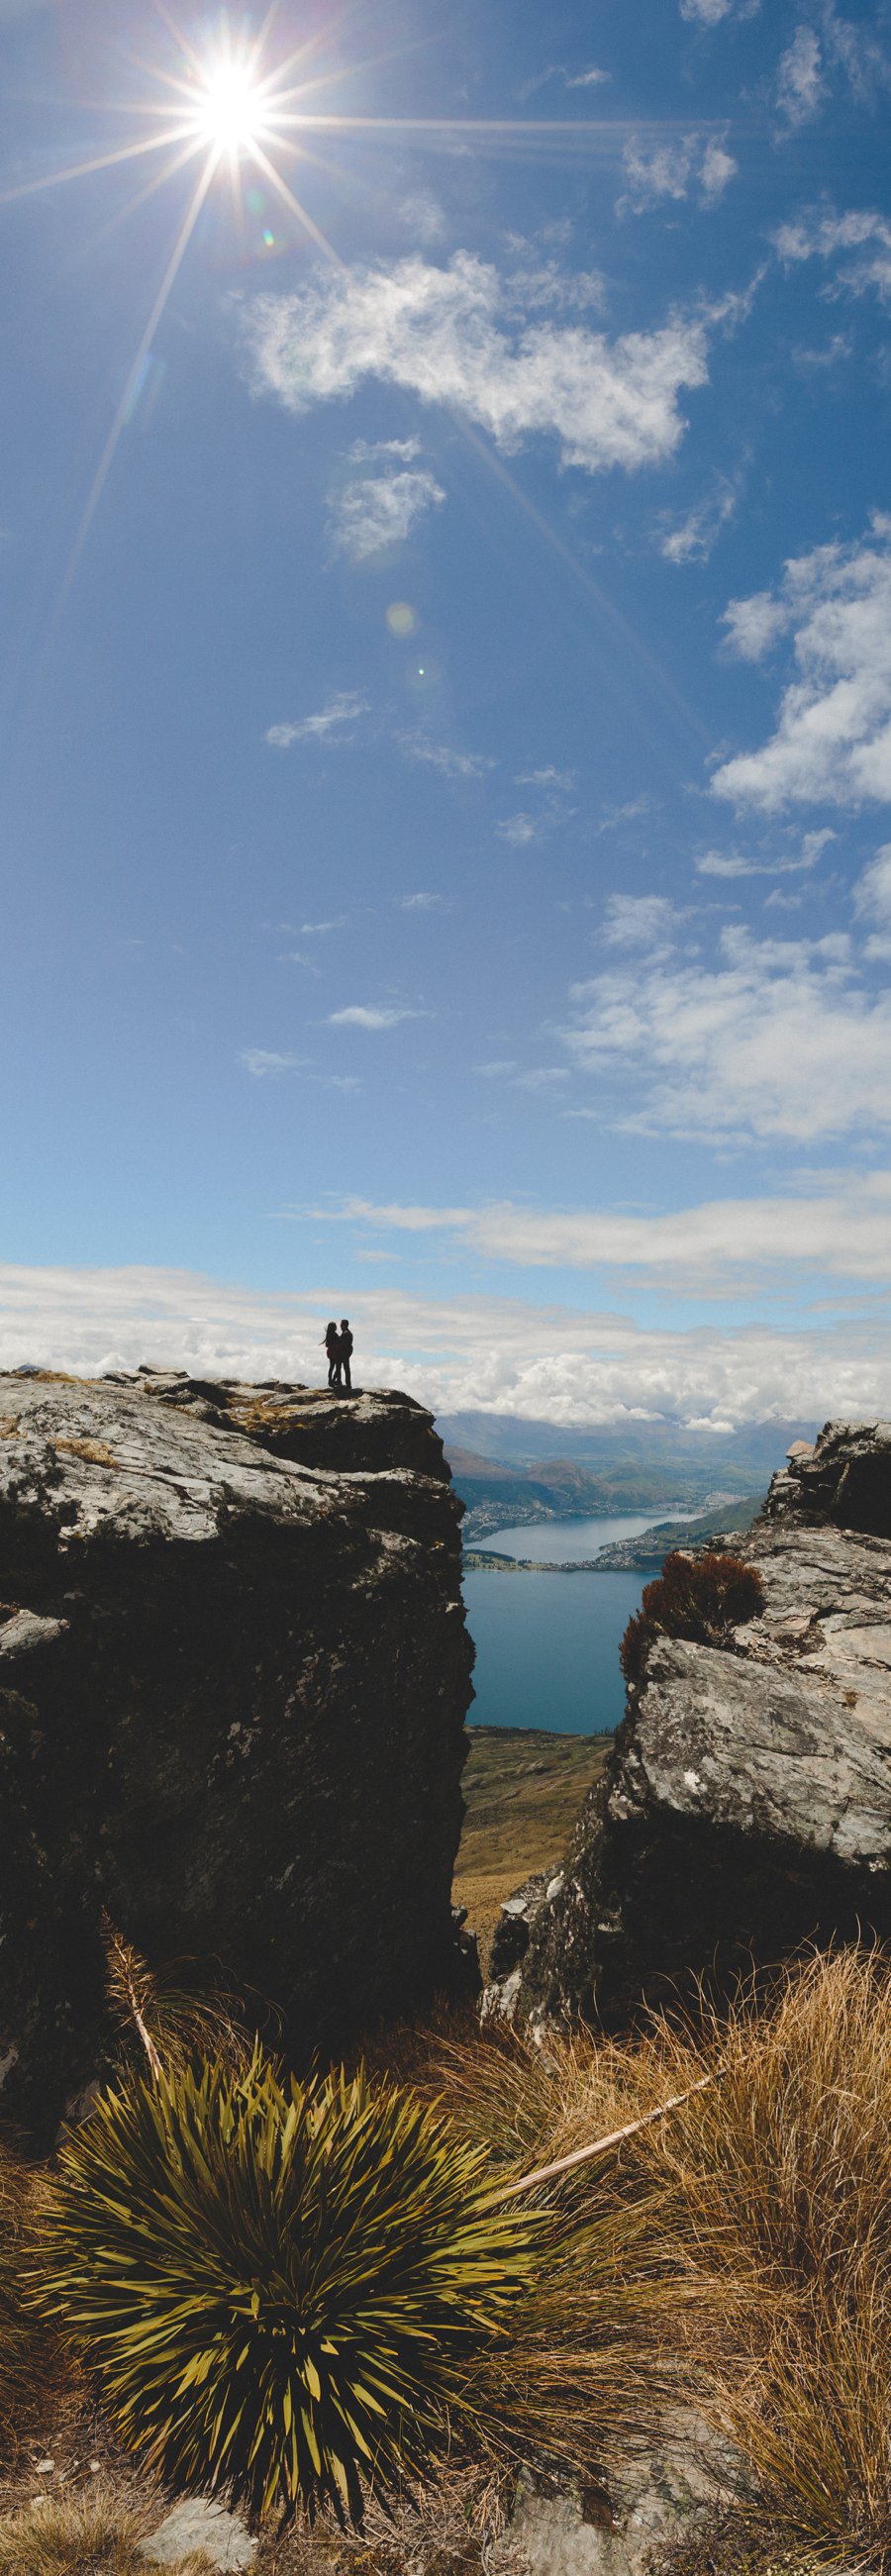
(0, 1370, 474, 2138)
(490, 1421, 891, 2031)
(492, 2413, 752, 2576)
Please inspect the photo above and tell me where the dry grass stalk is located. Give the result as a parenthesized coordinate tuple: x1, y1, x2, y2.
(0, 2478, 213, 2574)
(629, 1946, 891, 2571)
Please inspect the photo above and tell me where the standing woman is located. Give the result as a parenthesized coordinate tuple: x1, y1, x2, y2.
(323, 1321, 340, 1387)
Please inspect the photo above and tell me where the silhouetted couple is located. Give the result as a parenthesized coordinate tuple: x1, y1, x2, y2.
(324, 1319, 353, 1393)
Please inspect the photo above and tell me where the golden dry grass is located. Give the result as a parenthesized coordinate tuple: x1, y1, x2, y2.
(415, 1948, 891, 2571)
(0, 2480, 214, 2574)
(0, 2142, 74, 2463)
(453, 1729, 610, 1966)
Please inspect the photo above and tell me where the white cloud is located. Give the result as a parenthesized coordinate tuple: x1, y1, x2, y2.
(597, 795, 658, 832)
(700, 138, 739, 201)
(331, 1172, 891, 1288)
(680, 0, 759, 21)
(398, 736, 493, 779)
(265, 693, 368, 747)
(619, 133, 737, 214)
(5, 1256, 891, 1431)
(396, 193, 447, 246)
(495, 813, 539, 845)
(713, 517, 891, 810)
(695, 829, 834, 877)
(659, 476, 739, 563)
(328, 1005, 421, 1030)
(776, 26, 827, 126)
(602, 894, 680, 945)
(245, 251, 709, 475)
(329, 462, 446, 561)
(721, 589, 790, 660)
(561, 922, 891, 1142)
(854, 842, 891, 924)
(397, 891, 446, 910)
(240, 1050, 307, 1077)
(517, 62, 609, 97)
(517, 766, 577, 789)
(775, 206, 891, 306)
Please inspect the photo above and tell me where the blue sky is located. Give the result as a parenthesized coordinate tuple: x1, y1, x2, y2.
(2, 0, 891, 1429)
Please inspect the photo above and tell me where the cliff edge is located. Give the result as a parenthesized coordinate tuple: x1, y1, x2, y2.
(0, 1367, 474, 2138)
(487, 1420, 891, 2030)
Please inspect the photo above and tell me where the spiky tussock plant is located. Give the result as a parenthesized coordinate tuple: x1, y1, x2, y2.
(36, 2048, 538, 2526)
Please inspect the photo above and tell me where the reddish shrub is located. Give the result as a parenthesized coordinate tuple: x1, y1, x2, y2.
(620, 1548, 765, 1686)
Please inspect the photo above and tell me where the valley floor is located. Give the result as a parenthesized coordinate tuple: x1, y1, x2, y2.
(452, 1725, 611, 1968)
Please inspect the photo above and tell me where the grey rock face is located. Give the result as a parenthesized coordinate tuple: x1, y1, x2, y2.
(493, 2413, 751, 2576)
(140, 2496, 256, 2569)
(0, 1370, 474, 2138)
(493, 1420, 891, 2030)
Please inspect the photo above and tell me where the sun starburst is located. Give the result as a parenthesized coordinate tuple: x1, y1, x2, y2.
(0, 2, 688, 637)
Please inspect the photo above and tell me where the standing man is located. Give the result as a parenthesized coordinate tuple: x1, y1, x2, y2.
(339, 1319, 353, 1393)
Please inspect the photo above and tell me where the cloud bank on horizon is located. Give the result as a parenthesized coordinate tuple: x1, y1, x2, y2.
(1, 1259, 886, 1437)
(1, 0, 890, 1429)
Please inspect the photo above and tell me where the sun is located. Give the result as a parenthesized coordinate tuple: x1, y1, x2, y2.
(189, 53, 270, 156)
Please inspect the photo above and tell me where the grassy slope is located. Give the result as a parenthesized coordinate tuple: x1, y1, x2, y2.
(453, 1727, 611, 1967)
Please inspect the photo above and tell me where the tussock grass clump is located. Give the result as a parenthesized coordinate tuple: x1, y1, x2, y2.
(621, 1549, 764, 1684)
(0, 2135, 66, 2456)
(0, 2480, 213, 2575)
(36, 2047, 540, 2526)
(410, 1953, 891, 2571)
(631, 1947, 891, 2572)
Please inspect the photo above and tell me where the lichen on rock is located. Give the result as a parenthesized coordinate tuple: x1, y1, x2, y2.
(0, 1368, 475, 2139)
(487, 1419, 891, 2031)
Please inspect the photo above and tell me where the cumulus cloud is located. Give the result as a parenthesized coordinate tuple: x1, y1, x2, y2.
(328, 1005, 422, 1030)
(659, 475, 739, 563)
(775, 10, 891, 128)
(775, 205, 891, 305)
(396, 193, 447, 245)
(398, 736, 493, 779)
(602, 894, 681, 945)
(265, 693, 368, 747)
(619, 131, 737, 214)
(329, 438, 446, 560)
(240, 1049, 306, 1077)
(776, 26, 826, 126)
(853, 843, 891, 953)
(713, 517, 891, 809)
(244, 251, 709, 476)
(518, 766, 577, 789)
(695, 829, 835, 878)
(560, 921, 891, 1142)
(680, 0, 759, 21)
(333, 1172, 891, 1288)
(495, 813, 539, 845)
(7, 1257, 886, 1432)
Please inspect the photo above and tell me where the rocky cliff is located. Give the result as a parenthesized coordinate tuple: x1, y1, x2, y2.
(487, 1420, 891, 2031)
(0, 1367, 474, 2138)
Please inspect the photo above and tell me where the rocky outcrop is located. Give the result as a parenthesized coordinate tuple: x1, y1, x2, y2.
(491, 1421, 891, 2031)
(0, 1368, 474, 2138)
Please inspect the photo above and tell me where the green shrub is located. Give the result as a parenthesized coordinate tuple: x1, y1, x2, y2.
(620, 1549, 764, 1685)
(36, 2047, 537, 2526)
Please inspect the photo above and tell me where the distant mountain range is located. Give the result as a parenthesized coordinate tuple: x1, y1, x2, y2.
(438, 1413, 814, 1538)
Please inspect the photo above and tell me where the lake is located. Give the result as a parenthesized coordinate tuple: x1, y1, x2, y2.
(462, 1514, 667, 1735)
